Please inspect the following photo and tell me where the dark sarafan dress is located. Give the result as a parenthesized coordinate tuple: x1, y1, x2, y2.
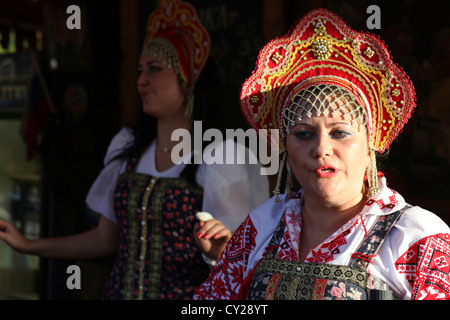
(102, 156, 210, 300)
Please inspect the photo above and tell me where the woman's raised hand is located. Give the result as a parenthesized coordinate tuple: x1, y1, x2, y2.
(194, 212, 232, 262)
(0, 220, 31, 254)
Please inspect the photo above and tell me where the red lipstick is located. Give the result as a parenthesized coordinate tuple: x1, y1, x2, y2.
(314, 165, 338, 178)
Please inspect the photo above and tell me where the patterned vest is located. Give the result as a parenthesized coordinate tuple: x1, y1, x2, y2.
(247, 206, 410, 300)
(102, 156, 210, 300)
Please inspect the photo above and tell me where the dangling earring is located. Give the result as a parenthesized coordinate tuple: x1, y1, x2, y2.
(184, 94, 194, 118)
(273, 151, 287, 202)
(367, 148, 380, 196)
(285, 161, 294, 198)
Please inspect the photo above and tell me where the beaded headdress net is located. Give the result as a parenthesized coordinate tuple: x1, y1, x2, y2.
(240, 8, 416, 200)
(142, 0, 211, 115)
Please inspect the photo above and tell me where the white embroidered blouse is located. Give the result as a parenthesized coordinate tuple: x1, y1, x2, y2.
(85, 127, 270, 232)
(194, 176, 450, 300)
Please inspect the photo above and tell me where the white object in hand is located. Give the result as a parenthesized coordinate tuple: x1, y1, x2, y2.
(196, 211, 213, 222)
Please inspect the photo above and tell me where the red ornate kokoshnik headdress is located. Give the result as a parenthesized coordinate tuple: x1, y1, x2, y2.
(240, 8, 417, 199)
(241, 8, 416, 153)
(143, 0, 211, 89)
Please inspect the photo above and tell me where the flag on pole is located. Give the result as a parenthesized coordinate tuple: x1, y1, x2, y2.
(25, 52, 56, 160)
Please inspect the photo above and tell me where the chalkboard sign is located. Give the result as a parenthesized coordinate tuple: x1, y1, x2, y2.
(140, 0, 265, 129)
(194, 1, 264, 87)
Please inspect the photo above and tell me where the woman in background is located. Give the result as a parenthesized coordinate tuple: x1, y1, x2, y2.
(0, 0, 269, 300)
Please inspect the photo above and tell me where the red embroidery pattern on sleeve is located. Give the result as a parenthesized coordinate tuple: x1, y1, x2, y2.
(395, 233, 450, 300)
(194, 216, 257, 300)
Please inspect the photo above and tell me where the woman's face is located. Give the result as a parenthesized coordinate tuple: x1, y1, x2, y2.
(137, 53, 186, 119)
(286, 107, 370, 208)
